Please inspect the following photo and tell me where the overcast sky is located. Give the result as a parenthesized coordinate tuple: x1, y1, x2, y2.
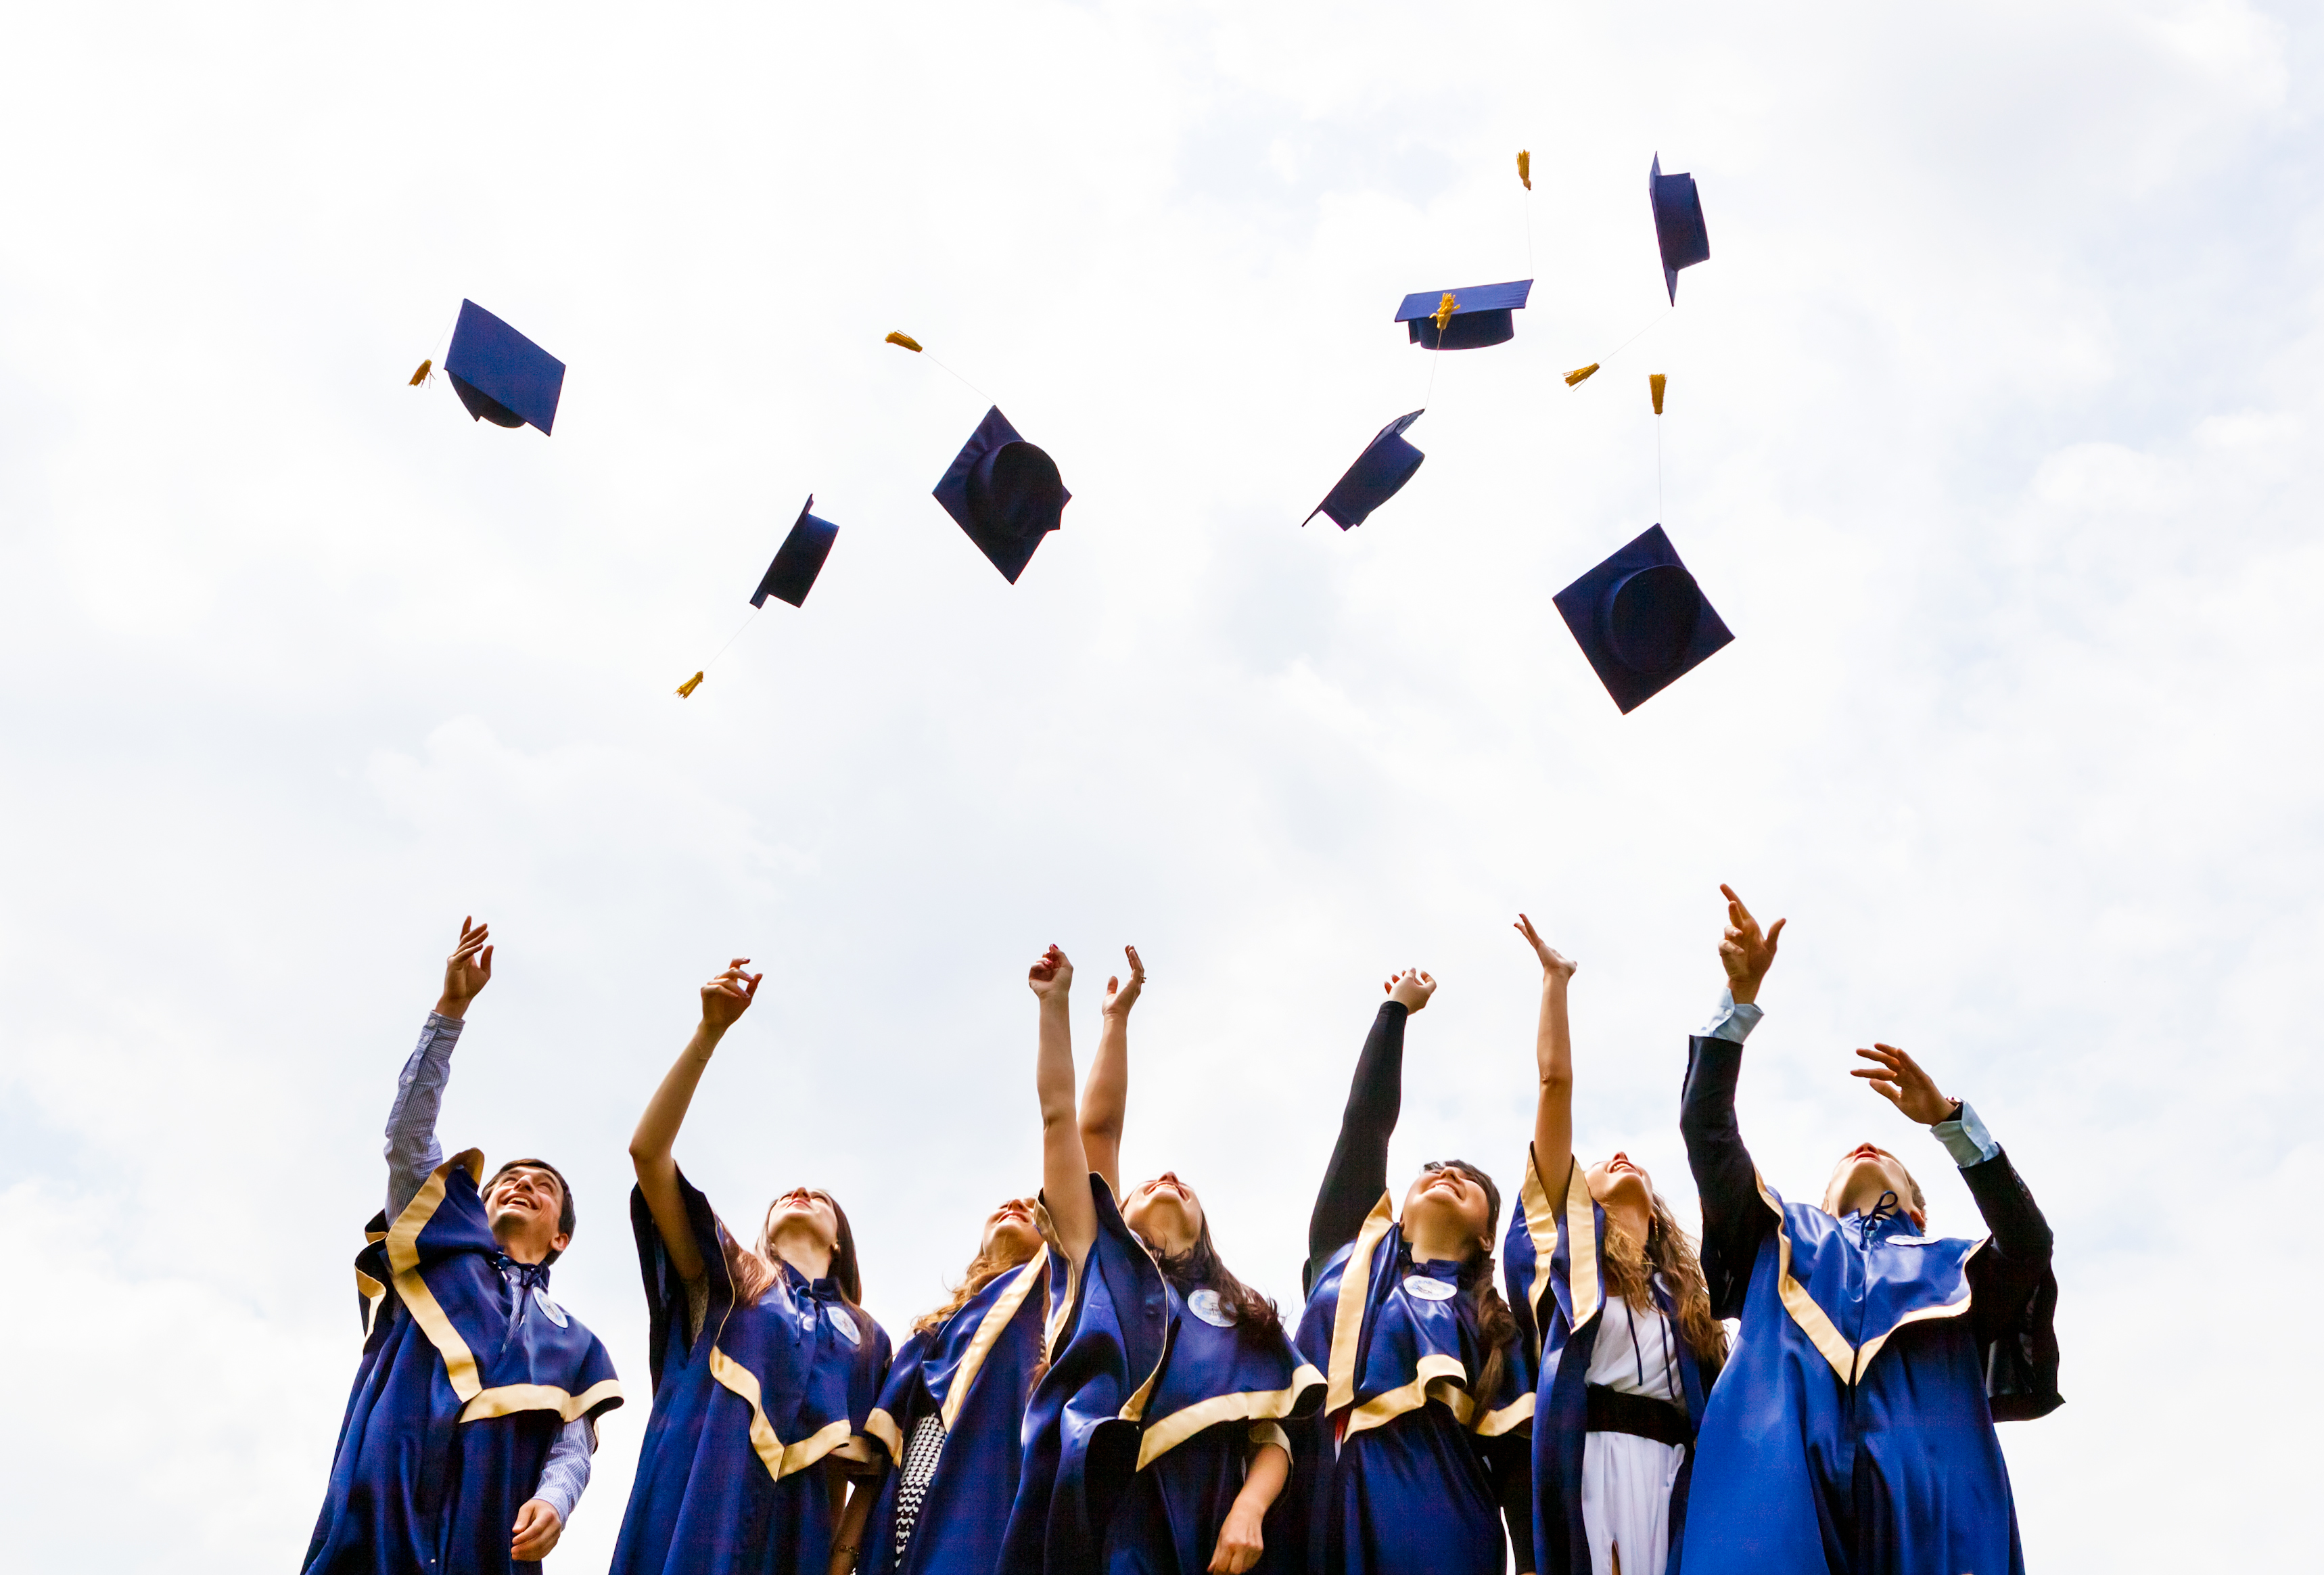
(1, 2, 2315, 1569)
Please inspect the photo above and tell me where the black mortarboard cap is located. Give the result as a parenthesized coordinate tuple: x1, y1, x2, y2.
(1552, 524, 1733, 712)
(442, 300, 565, 435)
(752, 497, 840, 609)
(1648, 156, 1711, 304)
(1305, 411, 1424, 530)
(1393, 279, 1533, 350)
(933, 406, 1069, 584)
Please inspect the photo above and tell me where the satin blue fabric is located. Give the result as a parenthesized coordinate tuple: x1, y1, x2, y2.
(1677, 1189, 2022, 1575)
(1504, 1160, 1710, 1575)
(860, 1252, 1054, 1575)
(609, 1173, 891, 1575)
(1294, 1216, 1532, 1575)
(303, 1162, 620, 1575)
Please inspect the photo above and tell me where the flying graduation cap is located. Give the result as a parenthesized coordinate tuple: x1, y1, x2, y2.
(1552, 524, 1732, 712)
(933, 406, 1069, 584)
(436, 300, 566, 434)
(1393, 279, 1534, 350)
(754, 497, 840, 609)
(1648, 156, 1711, 304)
(1306, 411, 1425, 530)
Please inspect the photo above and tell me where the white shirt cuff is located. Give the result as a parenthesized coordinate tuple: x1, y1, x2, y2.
(1932, 1101, 1999, 1167)
(1698, 989, 1763, 1044)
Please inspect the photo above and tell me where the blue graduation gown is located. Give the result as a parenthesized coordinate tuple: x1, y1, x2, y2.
(1295, 1193, 1535, 1575)
(1504, 1152, 1712, 1575)
(1677, 1184, 2017, 1575)
(304, 1150, 623, 1575)
(1007, 1177, 1323, 1575)
(609, 1172, 893, 1575)
(858, 1250, 1056, 1575)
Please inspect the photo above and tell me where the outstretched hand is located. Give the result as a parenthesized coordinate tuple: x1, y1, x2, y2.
(699, 959, 762, 1036)
(1383, 967, 1436, 1013)
(1102, 946, 1145, 1018)
(1029, 944, 1073, 1003)
(435, 917, 494, 1020)
(1852, 1043, 1955, 1125)
(1718, 884, 1785, 1005)
(1514, 914, 1577, 982)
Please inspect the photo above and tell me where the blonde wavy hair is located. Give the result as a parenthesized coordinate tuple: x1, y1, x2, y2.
(1601, 1189, 1726, 1363)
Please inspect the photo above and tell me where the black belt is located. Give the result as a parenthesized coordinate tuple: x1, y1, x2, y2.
(1585, 1384, 1690, 1446)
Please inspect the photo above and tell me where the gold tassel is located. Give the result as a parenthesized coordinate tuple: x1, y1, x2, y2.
(1433, 292, 1458, 332)
(885, 331, 923, 352)
(1517, 150, 1531, 190)
(1564, 362, 1600, 387)
(675, 672, 704, 698)
(408, 359, 432, 386)
(1650, 373, 1666, 414)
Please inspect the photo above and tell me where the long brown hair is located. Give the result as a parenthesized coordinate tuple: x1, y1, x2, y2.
(725, 1188, 865, 1316)
(1432, 1158, 1520, 1409)
(1602, 1188, 1726, 1363)
(1151, 1215, 1283, 1344)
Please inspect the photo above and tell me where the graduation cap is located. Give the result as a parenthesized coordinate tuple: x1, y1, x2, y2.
(1305, 411, 1424, 530)
(933, 406, 1069, 584)
(1648, 156, 1711, 304)
(1393, 279, 1533, 350)
(752, 497, 840, 609)
(1552, 524, 1732, 712)
(442, 300, 565, 434)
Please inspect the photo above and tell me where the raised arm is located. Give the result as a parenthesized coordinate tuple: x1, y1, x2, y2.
(1077, 946, 1144, 1197)
(628, 958, 763, 1284)
(1305, 968, 1435, 1293)
(1514, 915, 1577, 1193)
(1680, 886, 1782, 1317)
(1031, 946, 1098, 1266)
(384, 917, 494, 1220)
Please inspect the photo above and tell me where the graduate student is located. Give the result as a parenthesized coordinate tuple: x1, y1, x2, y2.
(610, 958, 893, 1575)
(304, 918, 622, 1575)
(1502, 915, 1725, 1575)
(1296, 967, 1536, 1575)
(1004, 946, 1322, 1575)
(1675, 887, 2060, 1575)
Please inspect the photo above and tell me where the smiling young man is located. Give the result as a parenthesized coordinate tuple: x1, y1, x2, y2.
(1673, 887, 2060, 1575)
(303, 919, 622, 1575)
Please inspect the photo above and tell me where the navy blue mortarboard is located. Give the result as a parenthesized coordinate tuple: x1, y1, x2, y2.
(1393, 279, 1533, 350)
(933, 406, 1069, 584)
(1552, 524, 1733, 712)
(442, 300, 565, 434)
(1305, 411, 1424, 530)
(752, 497, 840, 609)
(1648, 156, 1711, 304)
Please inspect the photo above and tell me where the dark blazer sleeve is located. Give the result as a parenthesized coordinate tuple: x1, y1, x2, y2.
(1678, 1034, 1772, 1321)
(1484, 1430, 1535, 1574)
(1305, 1001, 1408, 1295)
(1960, 1147, 2062, 1420)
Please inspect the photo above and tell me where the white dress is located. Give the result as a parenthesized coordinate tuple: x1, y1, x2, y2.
(1580, 1289, 1688, 1575)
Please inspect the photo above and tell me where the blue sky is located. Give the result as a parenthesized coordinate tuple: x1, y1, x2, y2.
(0, 3, 2314, 1568)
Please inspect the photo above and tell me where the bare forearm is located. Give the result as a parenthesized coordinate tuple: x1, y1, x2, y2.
(825, 1475, 875, 1575)
(1037, 997, 1096, 1259)
(1079, 1009, 1130, 1193)
(630, 1024, 724, 1282)
(1531, 973, 1573, 1191)
(1238, 1441, 1289, 1515)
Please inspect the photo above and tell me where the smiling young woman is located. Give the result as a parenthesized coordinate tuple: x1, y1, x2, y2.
(1502, 915, 1725, 1575)
(1000, 945, 1321, 1575)
(607, 959, 893, 1575)
(1293, 966, 1536, 1575)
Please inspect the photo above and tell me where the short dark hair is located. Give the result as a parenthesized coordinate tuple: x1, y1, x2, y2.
(486, 1158, 577, 1246)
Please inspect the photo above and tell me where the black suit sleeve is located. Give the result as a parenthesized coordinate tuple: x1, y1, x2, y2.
(1305, 1001, 1408, 1295)
(1678, 1034, 1773, 1321)
(1960, 1146, 2063, 1420)
(1483, 1430, 1535, 1574)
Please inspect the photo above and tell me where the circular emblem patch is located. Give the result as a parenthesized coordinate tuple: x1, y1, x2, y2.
(827, 1306, 862, 1346)
(1187, 1288, 1238, 1328)
(1401, 1275, 1458, 1302)
(532, 1288, 570, 1327)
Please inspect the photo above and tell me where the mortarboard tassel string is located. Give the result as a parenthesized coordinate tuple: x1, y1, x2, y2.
(674, 606, 764, 699)
(887, 329, 996, 405)
(1517, 149, 1535, 277)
